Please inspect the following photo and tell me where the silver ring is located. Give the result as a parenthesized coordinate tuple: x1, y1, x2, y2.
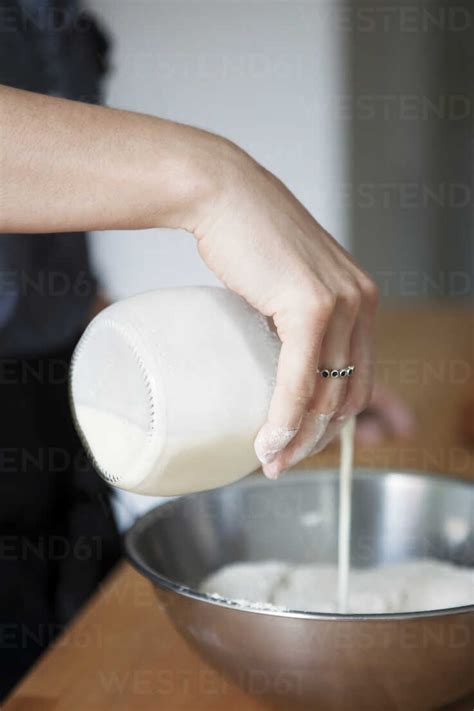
(317, 365, 355, 379)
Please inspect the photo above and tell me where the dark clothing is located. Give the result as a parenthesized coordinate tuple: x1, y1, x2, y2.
(0, 0, 121, 699)
(0, 0, 109, 356)
(0, 339, 121, 697)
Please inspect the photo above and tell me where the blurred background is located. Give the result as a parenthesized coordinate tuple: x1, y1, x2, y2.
(89, 0, 473, 304)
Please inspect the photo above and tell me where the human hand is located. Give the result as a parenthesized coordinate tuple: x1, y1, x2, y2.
(192, 140, 379, 479)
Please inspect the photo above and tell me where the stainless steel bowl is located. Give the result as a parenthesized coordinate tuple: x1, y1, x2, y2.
(126, 469, 474, 710)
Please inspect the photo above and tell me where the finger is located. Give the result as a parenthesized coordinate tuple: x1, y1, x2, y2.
(255, 292, 334, 470)
(262, 409, 333, 479)
(314, 384, 414, 451)
(368, 384, 416, 438)
(338, 277, 378, 421)
(310, 287, 360, 422)
(300, 310, 364, 458)
(263, 289, 359, 478)
(310, 414, 347, 456)
(264, 276, 378, 477)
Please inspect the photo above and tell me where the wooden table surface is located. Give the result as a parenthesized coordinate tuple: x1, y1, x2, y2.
(4, 306, 474, 711)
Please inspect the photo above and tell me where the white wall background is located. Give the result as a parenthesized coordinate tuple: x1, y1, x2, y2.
(87, 0, 350, 301)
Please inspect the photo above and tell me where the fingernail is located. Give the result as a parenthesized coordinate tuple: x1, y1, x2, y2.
(254, 424, 298, 465)
(263, 461, 286, 480)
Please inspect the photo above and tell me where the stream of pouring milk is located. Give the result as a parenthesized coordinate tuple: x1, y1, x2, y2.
(337, 416, 356, 613)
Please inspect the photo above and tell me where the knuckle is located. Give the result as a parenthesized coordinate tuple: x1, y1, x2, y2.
(303, 286, 335, 323)
(337, 282, 361, 317)
(359, 275, 380, 310)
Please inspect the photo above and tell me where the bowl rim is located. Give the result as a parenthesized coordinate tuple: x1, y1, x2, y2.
(125, 468, 474, 621)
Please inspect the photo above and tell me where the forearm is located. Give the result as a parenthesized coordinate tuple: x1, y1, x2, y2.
(0, 85, 223, 234)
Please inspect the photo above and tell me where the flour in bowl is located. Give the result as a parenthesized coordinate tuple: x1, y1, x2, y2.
(200, 419, 474, 614)
(200, 558, 474, 614)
